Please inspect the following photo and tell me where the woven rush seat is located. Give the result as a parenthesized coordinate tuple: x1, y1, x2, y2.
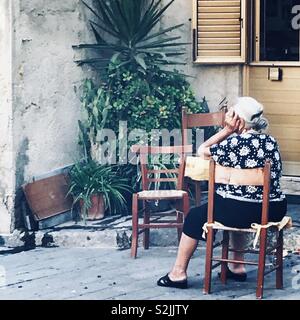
(137, 190, 187, 200)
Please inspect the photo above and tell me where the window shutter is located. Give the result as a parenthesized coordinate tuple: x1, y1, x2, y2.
(193, 0, 246, 64)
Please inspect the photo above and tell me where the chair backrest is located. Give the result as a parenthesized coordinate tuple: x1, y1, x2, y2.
(131, 145, 193, 191)
(181, 107, 226, 145)
(207, 160, 271, 225)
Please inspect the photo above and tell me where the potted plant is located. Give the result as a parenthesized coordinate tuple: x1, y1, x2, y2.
(67, 160, 131, 222)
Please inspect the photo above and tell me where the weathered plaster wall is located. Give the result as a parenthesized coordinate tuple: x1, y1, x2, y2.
(0, 0, 14, 233)
(0, 0, 96, 232)
(161, 0, 243, 111)
(0, 0, 243, 233)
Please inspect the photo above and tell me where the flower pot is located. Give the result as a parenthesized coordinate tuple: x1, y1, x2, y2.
(80, 194, 105, 220)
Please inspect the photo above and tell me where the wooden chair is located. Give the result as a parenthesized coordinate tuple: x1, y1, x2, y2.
(181, 107, 226, 206)
(130, 145, 192, 259)
(204, 160, 290, 299)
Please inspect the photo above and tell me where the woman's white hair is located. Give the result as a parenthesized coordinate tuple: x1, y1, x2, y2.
(233, 97, 269, 133)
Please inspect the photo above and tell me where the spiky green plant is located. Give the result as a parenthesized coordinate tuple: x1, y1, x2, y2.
(72, 0, 188, 73)
(67, 160, 132, 221)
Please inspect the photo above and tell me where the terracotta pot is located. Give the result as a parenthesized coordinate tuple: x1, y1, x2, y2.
(80, 194, 105, 220)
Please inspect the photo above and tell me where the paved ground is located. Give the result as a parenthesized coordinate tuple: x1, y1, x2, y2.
(0, 201, 298, 300)
(0, 246, 299, 300)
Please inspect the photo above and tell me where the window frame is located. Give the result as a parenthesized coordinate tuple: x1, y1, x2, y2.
(192, 0, 247, 65)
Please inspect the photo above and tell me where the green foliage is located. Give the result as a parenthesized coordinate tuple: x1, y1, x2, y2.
(105, 65, 209, 132)
(78, 79, 113, 158)
(73, 0, 187, 73)
(81, 66, 209, 136)
(79, 66, 210, 192)
(74, 0, 213, 199)
(67, 160, 132, 220)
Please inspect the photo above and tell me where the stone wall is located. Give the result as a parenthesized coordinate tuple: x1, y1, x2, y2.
(0, 0, 97, 232)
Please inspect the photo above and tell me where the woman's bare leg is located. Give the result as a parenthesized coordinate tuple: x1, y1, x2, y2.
(230, 232, 248, 273)
(168, 233, 198, 281)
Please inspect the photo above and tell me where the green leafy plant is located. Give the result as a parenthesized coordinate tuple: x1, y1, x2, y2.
(79, 68, 210, 191)
(83, 67, 209, 134)
(78, 79, 113, 159)
(67, 160, 132, 220)
(72, 0, 187, 73)
(74, 0, 213, 201)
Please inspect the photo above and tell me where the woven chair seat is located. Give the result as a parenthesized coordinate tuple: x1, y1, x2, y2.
(137, 190, 187, 200)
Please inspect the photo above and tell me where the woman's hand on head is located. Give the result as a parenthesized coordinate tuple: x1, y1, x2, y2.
(225, 110, 245, 134)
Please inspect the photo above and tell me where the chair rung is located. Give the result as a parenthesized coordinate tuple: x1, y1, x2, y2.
(212, 262, 222, 270)
(213, 226, 256, 233)
(212, 258, 259, 266)
(150, 219, 179, 224)
(264, 266, 279, 276)
(213, 241, 222, 249)
(229, 248, 260, 254)
(148, 178, 178, 183)
(139, 223, 183, 229)
(150, 211, 177, 216)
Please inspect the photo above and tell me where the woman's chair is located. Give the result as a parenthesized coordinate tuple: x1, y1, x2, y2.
(181, 107, 226, 206)
(130, 145, 192, 259)
(203, 160, 291, 299)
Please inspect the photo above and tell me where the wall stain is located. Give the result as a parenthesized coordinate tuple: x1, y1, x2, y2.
(13, 138, 29, 231)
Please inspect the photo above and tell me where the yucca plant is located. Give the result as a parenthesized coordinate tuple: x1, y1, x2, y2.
(67, 160, 132, 222)
(72, 0, 188, 73)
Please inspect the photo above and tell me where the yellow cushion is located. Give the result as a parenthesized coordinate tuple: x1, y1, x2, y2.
(185, 156, 210, 181)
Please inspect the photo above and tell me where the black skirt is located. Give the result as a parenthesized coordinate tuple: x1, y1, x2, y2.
(183, 193, 287, 240)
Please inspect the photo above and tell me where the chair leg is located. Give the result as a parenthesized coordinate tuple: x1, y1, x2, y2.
(143, 201, 150, 250)
(221, 231, 230, 285)
(256, 228, 268, 299)
(131, 194, 139, 259)
(195, 182, 202, 207)
(203, 227, 214, 295)
(276, 230, 284, 289)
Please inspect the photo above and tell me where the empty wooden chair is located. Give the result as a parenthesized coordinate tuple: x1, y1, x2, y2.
(203, 160, 291, 299)
(181, 107, 226, 206)
(130, 145, 192, 258)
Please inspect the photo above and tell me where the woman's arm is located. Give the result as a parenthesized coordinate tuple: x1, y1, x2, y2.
(197, 111, 244, 159)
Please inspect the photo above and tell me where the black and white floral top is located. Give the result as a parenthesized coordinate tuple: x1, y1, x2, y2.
(210, 131, 285, 202)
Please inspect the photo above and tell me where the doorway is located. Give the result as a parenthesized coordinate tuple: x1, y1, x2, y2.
(245, 0, 300, 175)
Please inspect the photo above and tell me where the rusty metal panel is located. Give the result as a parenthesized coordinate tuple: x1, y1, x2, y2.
(23, 174, 73, 221)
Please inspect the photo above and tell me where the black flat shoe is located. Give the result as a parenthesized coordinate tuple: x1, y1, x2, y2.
(218, 267, 247, 282)
(157, 274, 188, 289)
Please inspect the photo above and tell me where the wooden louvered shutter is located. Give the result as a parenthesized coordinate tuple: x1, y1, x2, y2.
(193, 0, 246, 64)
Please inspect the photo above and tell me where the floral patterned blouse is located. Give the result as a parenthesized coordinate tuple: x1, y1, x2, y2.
(210, 132, 285, 202)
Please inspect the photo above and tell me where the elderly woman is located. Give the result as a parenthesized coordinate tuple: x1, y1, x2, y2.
(157, 97, 287, 289)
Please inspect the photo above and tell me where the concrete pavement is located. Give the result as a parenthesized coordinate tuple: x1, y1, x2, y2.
(0, 246, 299, 300)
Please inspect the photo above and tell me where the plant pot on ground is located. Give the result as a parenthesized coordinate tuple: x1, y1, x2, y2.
(67, 160, 132, 222)
(79, 194, 105, 220)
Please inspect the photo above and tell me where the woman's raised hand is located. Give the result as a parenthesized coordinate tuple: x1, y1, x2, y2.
(225, 110, 245, 134)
